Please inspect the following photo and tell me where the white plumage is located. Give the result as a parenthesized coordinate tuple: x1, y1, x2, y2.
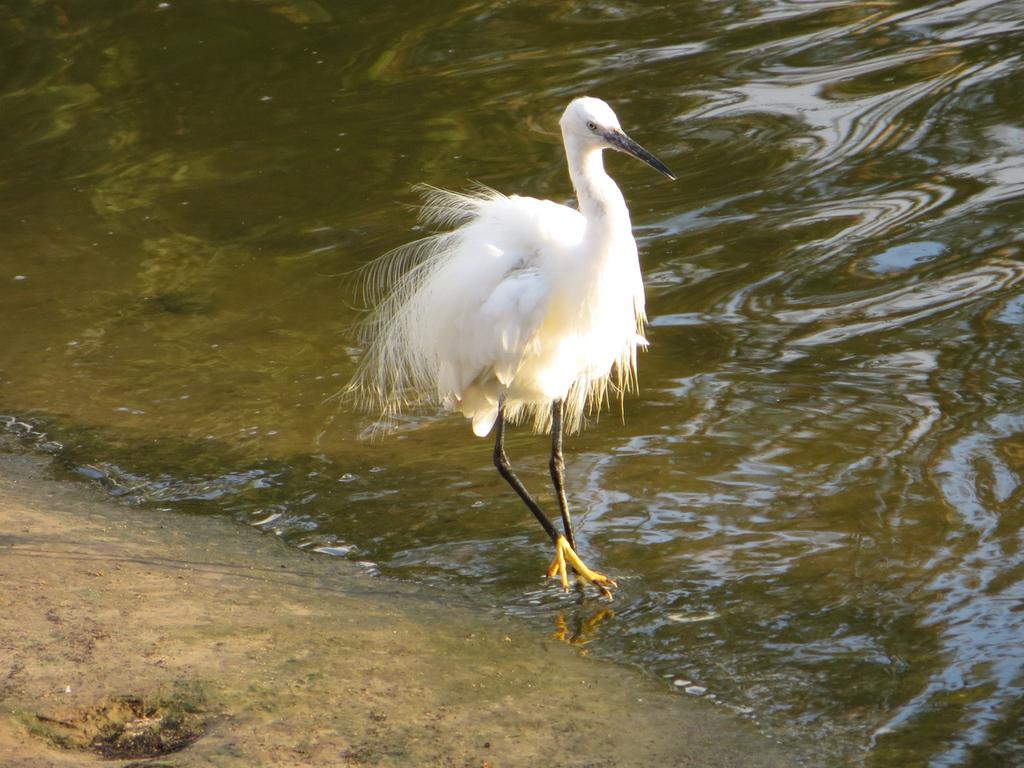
(350, 97, 674, 597)
(353, 97, 671, 436)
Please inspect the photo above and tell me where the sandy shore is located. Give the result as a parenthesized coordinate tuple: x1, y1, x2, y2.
(0, 439, 792, 767)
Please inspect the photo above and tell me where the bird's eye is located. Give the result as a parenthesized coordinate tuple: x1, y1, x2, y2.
(586, 121, 597, 131)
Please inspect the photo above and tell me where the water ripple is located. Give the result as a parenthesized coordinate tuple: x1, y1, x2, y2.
(778, 260, 1024, 351)
(693, 56, 1002, 178)
(781, 181, 956, 254)
(875, 412, 1024, 765)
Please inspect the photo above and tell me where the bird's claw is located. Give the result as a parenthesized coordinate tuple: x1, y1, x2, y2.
(546, 535, 617, 599)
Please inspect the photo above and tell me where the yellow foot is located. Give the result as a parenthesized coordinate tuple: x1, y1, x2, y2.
(546, 535, 617, 599)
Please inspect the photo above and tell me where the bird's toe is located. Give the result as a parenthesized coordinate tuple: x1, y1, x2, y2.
(547, 536, 615, 599)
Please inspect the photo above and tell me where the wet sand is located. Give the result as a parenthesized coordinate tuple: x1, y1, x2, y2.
(0, 441, 792, 767)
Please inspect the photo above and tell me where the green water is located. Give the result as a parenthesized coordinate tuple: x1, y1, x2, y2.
(3, 1, 1024, 764)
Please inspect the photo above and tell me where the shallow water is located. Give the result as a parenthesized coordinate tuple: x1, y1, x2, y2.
(2, 1, 1023, 764)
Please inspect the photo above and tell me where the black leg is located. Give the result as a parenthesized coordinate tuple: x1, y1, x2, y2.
(549, 399, 577, 550)
(494, 399, 559, 544)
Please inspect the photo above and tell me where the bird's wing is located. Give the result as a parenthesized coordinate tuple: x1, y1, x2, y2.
(479, 263, 550, 386)
(439, 261, 551, 437)
(434, 193, 585, 391)
(351, 187, 585, 432)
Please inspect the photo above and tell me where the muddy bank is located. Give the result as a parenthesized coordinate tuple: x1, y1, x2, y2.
(0, 442, 792, 767)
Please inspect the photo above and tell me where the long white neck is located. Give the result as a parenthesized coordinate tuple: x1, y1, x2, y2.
(564, 137, 631, 236)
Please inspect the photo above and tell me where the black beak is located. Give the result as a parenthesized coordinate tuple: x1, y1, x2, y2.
(605, 129, 676, 180)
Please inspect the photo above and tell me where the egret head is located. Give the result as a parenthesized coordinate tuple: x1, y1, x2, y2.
(560, 97, 675, 180)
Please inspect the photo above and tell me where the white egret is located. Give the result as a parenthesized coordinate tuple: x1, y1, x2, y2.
(351, 97, 675, 598)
